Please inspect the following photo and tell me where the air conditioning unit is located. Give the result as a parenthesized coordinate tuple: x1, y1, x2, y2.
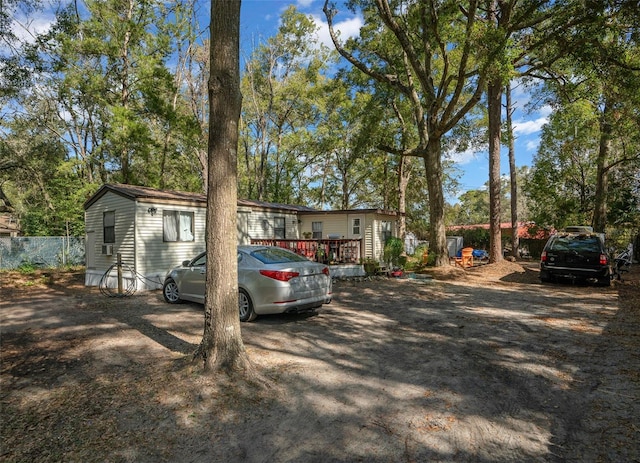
(101, 244, 114, 256)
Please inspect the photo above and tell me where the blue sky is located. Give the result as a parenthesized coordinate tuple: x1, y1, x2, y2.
(10, 0, 550, 202)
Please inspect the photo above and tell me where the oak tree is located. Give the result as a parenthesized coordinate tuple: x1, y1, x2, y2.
(198, 0, 254, 376)
(324, 0, 490, 266)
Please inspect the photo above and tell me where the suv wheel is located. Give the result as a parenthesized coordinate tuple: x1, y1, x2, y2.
(540, 270, 553, 283)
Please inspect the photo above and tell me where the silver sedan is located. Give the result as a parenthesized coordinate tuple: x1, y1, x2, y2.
(162, 245, 332, 321)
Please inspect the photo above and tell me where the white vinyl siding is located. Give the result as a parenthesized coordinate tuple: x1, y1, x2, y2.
(135, 201, 206, 285)
(364, 217, 374, 259)
(237, 208, 251, 244)
(245, 210, 298, 240)
(301, 216, 344, 239)
(84, 191, 136, 271)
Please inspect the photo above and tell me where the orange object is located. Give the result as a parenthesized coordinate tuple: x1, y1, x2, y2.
(455, 247, 474, 268)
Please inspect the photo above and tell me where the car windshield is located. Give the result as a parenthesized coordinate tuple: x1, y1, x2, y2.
(250, 248, 308, 264)
(550, 235, 601, 253)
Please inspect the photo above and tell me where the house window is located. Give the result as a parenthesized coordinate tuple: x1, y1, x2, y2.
(352, 218, 361, 235)
(381, 221, 392, 243)
(312, 221, 323, 239)
(274, 217, 286, 239)
(163, 211, 194, 242)
(103, 211, 115, 243)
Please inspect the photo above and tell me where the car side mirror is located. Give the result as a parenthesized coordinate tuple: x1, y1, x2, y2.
(182, 260, 191, 267)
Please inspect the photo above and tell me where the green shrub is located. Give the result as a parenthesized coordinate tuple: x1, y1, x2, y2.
(449, 228, 490, 249)
(17, 262, 37, 274)
(413, 243, 429, 258)
(383, 237, 404, 267)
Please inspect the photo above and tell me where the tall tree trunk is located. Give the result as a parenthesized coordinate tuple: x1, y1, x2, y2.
(341, 163, 349, 209)
(199, 0, 253, 375)
(397, 155, 409, 241)
(593, 102, 612, 233)
(424, 139, 448, 266)
(487, 79, 503, 263)
(119, 0, 134, 184)
(198, 147, 208, 193)
(320, 155, 329, 209)
(506, 83, 519, 258)
(382, 157, 390, 209)
(391, 100, 409, 242)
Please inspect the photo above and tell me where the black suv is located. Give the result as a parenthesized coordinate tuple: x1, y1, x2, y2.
(540, 230, 611, 286)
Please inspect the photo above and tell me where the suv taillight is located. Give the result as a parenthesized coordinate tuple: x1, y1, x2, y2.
(599, 254, 608, 265)
(541, 251, 547, 262)
(322, 267, 330, 276)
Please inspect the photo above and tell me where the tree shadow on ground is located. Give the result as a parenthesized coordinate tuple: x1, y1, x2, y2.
(2, 267, 637, 462)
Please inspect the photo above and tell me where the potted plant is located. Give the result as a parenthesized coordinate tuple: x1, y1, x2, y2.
(362, 258, 378, 276)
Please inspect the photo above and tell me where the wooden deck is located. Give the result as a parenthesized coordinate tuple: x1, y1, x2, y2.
(250, 238, 362, 264)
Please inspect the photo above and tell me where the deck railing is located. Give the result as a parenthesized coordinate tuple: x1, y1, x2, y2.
(250, 238, 362, 264)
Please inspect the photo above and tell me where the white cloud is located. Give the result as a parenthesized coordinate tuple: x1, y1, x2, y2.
(11, 14, 55, 44)
(513, 116, 548, 136)
(296, 0, 315, 7)
(538, 104, 552, 118)
(525, 140, 539, 151)
(448, 147, 480, 165)
(311, 13, 362, 49)
(509, 80, 532, 108)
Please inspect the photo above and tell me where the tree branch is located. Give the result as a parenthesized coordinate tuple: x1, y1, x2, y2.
(322, 1, 411, 96)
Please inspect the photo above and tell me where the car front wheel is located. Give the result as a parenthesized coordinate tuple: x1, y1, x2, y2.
(238, 289, 257, 322)
(163, 279, 181, 303)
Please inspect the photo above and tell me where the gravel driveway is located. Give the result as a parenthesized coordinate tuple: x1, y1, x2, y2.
(1, 262, 639, 462)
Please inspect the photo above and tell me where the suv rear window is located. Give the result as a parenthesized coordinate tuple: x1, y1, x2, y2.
(549, 235, 601, 252)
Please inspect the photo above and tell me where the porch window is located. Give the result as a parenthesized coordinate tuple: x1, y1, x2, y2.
(163, 211, 194, 242)
(312, 221, 323, 239)
(381, 221, 392, 243)
(103, 211, 115, 243)
(352, 218, 361, 235)
(274, 217, 286, 239)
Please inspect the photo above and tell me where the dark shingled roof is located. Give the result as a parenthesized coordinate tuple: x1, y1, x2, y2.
(84, 184, 318, 213)
(237, 198, 317, 212)
(84, 183, 206, 209)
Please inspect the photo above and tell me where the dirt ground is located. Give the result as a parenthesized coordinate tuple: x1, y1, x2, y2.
(1, 260, 639, 463)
